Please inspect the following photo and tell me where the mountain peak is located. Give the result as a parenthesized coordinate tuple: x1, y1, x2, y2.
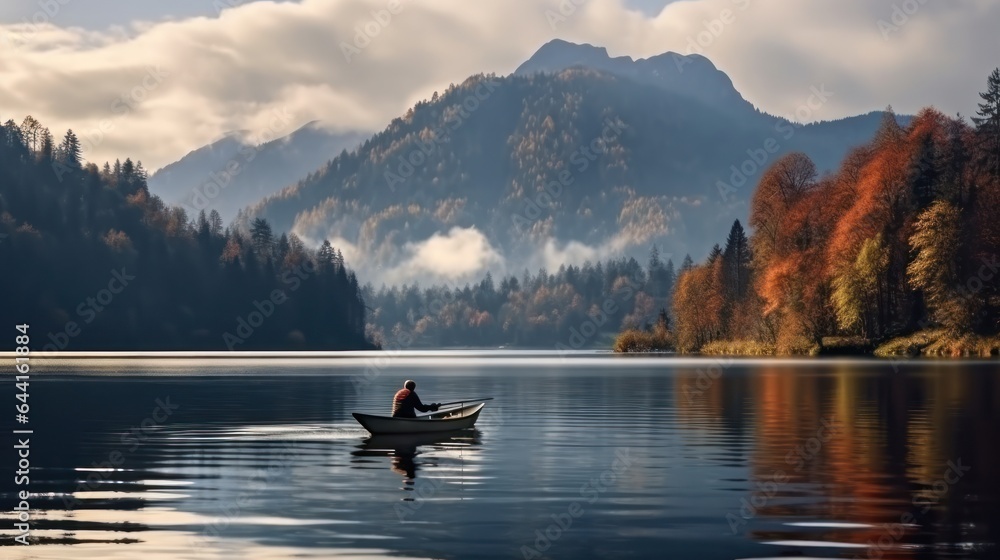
(516, 39, 626, 75)
(515, 39, 747, 109)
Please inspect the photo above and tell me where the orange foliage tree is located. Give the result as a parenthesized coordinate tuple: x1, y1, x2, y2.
(672, 84, 999, 352)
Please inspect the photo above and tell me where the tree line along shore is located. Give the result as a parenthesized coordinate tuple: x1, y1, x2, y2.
(615, 70, 1000, 358)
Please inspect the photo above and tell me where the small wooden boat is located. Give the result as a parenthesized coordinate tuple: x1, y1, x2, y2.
(352, 402, 486, 435)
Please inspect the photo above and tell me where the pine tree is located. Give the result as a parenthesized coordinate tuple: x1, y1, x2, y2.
(656, 308, 670, 332)
(647, 245, 665, 299)
(276, 233, 290, 266)
(208, 210, 224, 237)
(250, 217, 274, 259)
(973, 68, 1000, 179)
(707, 244, 722, 264)
(722, 220, 751, 299)
(39, 129, 54, 162)
(317, 240, 336, 271)
(910, 127, 938, 207)
(662, 259, 677, 318)
(58, 129, 82, 168)
(121, 158, 135, 191)
(680, 254, 694, 272)
(196, 210, 211, 240)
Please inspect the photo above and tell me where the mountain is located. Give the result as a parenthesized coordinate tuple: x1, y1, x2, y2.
(514, 38, 751, 110)
(148, 122, 367, 223)
(245, 40, 900, 285)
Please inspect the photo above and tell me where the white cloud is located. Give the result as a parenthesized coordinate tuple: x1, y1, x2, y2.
(540, 239, 600, 270)
(384, 226, 504, 284)
(0, 0, 996, 171)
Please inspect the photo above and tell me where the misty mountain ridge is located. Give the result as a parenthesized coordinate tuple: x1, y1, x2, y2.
(223, 40, 904, 287)
(148, 121, 367, 223)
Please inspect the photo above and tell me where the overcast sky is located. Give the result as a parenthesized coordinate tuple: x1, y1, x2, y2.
(1, 0, 996, 170)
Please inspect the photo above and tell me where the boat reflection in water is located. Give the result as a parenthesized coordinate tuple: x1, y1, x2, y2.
(353, 429, 484, 489)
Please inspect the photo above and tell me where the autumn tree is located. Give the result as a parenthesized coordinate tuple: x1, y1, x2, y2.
(749, 152, 817, 263)
(831, 234, 889, 337)
(673, 263, 724, 351)
(672, 267, 703, 351)
(874, 106, 904, 148)
(20, 116, 42, 154)
(907, 201, 970, 332)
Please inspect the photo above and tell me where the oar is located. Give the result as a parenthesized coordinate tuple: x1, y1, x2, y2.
(419, 398, 494, 419)
(435, 397, 494, 407)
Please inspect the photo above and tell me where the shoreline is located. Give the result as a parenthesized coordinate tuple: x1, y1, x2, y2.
(613, 330, 1000, 358)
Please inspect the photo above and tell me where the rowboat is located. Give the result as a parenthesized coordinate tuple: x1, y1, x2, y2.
(352, 402, 486, 435)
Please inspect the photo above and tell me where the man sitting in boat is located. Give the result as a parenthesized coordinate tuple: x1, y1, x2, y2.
(392, 380, 440, 418)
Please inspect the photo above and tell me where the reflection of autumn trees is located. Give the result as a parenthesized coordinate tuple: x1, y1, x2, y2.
(673, 364, 1000, 553)
(673, 74, 1000, 353)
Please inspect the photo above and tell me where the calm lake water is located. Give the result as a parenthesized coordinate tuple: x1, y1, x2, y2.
(2, 352, 998, 559)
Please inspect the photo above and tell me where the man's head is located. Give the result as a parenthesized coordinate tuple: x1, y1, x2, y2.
(404, 380, 416, 390)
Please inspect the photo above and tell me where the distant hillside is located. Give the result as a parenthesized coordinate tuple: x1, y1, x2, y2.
(149, 122, 366, 223)
(246, 40, 901, 284)
(0, 118, 373, 351)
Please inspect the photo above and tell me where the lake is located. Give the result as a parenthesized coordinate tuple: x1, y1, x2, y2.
(2, 352, 998, 559)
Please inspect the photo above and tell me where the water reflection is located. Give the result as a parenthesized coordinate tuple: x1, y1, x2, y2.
(0, 358, 997, 559)
(674, 362, 1000, 557)
(353, 430, 483, 481)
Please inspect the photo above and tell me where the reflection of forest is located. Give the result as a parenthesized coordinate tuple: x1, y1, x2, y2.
(673, 364, 1000, 555)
